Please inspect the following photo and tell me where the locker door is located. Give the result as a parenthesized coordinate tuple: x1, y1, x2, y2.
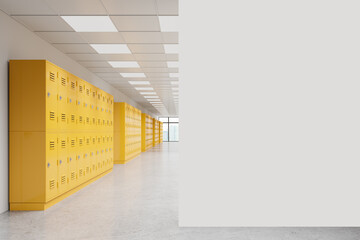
(57, 134, 69, 194)
(57, 69, 69, 131)
(96, 135, 102, 171)
(68, 134, 78, 188)
(91, 135, 97, 175)
(68, 74, 77, 131)
(45, 134, 58, 202)
(45, 64, 58, 132)
(77, 79, 85, 131)
(77, 135, 85, 184)
(84, 134, 91, 180)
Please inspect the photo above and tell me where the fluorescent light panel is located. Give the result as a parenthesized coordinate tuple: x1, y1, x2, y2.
(167, 61, 178, 68)
(61, 16, 117, 32)
(108, 61, 139, 68)
(158, 16, 178, 31)
(90, 44, 131, 54)
(147, 99, 160, 101)
(135, 87, 153, 90)
(170, 73, 179, 78)
(128, 81, 150, 85)
(164, 44, 178, 53)
(140, 92, 156, 95)
(121, 73, 146, 78)
(144, 96, 159, 99)
(171, 81, 179, 85)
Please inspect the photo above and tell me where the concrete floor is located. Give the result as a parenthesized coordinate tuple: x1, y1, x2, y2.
(0, 142, 359, 240)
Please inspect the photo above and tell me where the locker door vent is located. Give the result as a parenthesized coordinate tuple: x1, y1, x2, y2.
(71, 115, 75, 122)
(79, 169, 83, 177)
(92, 91, 96, 97)
(49, 72, 55, 82)
(71, 139, 76, 147)
(71, 172, 76, 180)
(71, 81, 76, 89)
(86, 167, 89, 174)
(61, 113, 66, 122)
(92, 138, 96, 144)
(79, 116, 83, 123)
(79, 85, 83, 93)
(61, 140, 66, 148)
(79, 138, 83, 146)
(50, 141, 55, 150)
(86, 117, 90, 124)
(61, 175, 66, 185)
(92, 118, 96, 125)
(50, 111, 55, 120)
(86, 138, 90, 145)
(61, 77, 66, 86)
(49, 179, 55, 189)
(86, 89, 90, 96)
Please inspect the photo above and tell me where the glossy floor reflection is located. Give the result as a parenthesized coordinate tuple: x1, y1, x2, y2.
(0, 142, 359, 240)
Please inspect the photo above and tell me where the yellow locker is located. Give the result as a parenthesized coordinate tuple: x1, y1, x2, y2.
(10, 60, 113, 211)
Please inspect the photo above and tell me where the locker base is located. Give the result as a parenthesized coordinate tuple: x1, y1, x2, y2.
(10, 168, 113, 211)
(114, 153, 141, 164)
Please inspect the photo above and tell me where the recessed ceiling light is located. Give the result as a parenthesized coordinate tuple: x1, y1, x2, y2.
(144, 96, 159, 99)
(128, 81, 150, 85)
(135, 87, 153, 90)
(171, 81, 179, 85)
(167, 61, 178, 68)
(150, 102, 162, 104)
(158, 16, 178, 31)
(170, 73, 179, 78)
(172, 87, 179, 91)
(140, 92, 156, 95)
(90, 44, 131, 54)
(108, 61, 139, 68)
(121, 73, 146, 78)
(61, 16, 117, 32)
(164, 44, 178, 54)
(147, 99, 161, 101)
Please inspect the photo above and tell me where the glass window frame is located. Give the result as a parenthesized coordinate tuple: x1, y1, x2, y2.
(159, 117, 179, 142)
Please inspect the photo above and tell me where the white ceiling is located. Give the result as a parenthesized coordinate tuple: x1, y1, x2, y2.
(1, 0, 179, 116)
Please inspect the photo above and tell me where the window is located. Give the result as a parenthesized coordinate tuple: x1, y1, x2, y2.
(160, 117, 179, 142)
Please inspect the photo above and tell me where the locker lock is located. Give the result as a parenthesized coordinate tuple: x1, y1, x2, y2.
(70, 157, 72, 162)
(78, 101, 80, 105)
(91, 105, 93, 109)
(47, 92, 50, 97)
(78, 155, 80, 159)
(85, 154, 87, 157)
(85, 104, 87, 107)
(59, 160, 62, 164)
(97, 151, 99, 154)
(59, 96, 62, 100)
(47, 163, 50, 168)
(102, 150, 104, 153)
(69, 98, 72, 103)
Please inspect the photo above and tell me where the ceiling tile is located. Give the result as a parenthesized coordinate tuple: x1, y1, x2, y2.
(111, 16, 160, 31)
(67, 53, 105, 61)
(53, 44, 97, 54)
(165, 54, 179, 61)
(100, 54, 135, 61)
(113, 68, 145, 73)
(138, 62, 167, 68)
(0, 0, 56, 15)
(145, 73, 170, 78)
(45, 0, 107, 15)
(12, 16, 73, 31)
(36, 32, 86, 43)
(121, 32, 163, 43)
(134, 54, 167, 61)
(79, 32, 126, 44)
(162, 32, 178, 43)
(78, 61, 112, 68)
(156, 0, 178, 15)
(101, 0, 157, 15)
(87, 68, 118, 73)
(95, 72, 122, 78)
(128, 44, 164, 54)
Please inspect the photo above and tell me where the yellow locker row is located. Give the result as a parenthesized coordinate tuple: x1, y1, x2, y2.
(141, 113, 153, 152)
(114, 102, 142, 164)
(159, 122, 163, 143)
(153, 119, 160, 146)
(9, 60, 114, 210)
(10, 60, 113, 133)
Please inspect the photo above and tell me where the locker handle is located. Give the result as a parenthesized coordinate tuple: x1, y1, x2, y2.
(47, 163, 50, 168)
(47, 92, 50, 97)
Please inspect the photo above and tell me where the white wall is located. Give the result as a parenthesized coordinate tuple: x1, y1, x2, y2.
(0, 10, 154, 214)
